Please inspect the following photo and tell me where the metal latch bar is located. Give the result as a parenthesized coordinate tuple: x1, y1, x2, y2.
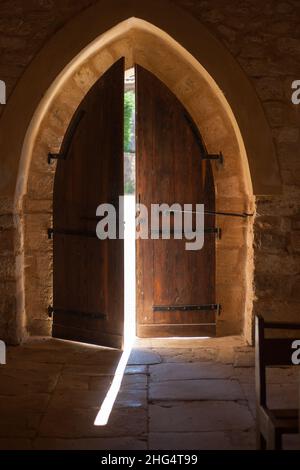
(48, 306, 106, 320)
(165, 209, 254, 219)
(203, 152, 224, 164)
(150, 227, 222, 239)
(48, 228, 97, 240)
(153, 304, 221, 314)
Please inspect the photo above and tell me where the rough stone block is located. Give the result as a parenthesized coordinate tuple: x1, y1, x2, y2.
(73, 65, 98, 94)
(23, 213, 52, 252)
(0, 255, 16, 281)
(0, 198, 13, 215)
(27, 172, 54, 201)
(149, 401, 254, 433)
(128, 349, 162, 365)
(149, 379, 244, 401)
(154, 347, 218, 363)
(39, 407, 147, 438)
(27, 319, 52, 337)
(149, 363, 234, 382)
(0, 229, 15, 254)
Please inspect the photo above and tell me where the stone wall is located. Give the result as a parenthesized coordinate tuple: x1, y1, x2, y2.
(0, 0, 98, 117)
(0, 0, 299, 343)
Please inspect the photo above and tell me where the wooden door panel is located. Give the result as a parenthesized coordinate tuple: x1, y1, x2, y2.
(52, 59, 125, 349)
(136, 65, 216, 338)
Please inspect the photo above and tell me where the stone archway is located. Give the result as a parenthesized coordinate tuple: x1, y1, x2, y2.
(0, 0, 281, 344)
(19, 18, 254, 342)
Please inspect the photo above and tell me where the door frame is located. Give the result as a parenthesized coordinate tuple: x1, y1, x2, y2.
(15, 18, 257, 344)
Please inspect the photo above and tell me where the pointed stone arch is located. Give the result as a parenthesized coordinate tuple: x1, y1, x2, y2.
(0, 0, 281, 343)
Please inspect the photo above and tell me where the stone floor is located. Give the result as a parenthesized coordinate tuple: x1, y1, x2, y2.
(0, 335, 299, 450)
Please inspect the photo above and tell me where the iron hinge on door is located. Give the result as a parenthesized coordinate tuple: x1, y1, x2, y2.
(47, 110, 85, 164)
(47, 228, 98, 239)
(153, 304, 222, 315)
(48, 306, 106, 320)
(203, 152, 224, 164)
(183, 111, 224, 165)
(150, 227, 222, 239)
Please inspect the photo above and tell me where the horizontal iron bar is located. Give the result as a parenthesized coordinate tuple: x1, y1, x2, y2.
(165, 209, 254, 219)
(49, 228, 222, 240)
(48, 228, 97, 239)
(48, 306, 106, 320)
(207, 210, 254, 219)
(203, 152, 224, 164)
(146, 322, 217, 327)
(150, 227, 222, 238)
(153, 304, 221, 313)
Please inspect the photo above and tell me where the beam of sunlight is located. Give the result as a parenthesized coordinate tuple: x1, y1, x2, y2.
(94, 346, 133, 426)
(95, 71, 137, 426)
(95, 195, 136, 426)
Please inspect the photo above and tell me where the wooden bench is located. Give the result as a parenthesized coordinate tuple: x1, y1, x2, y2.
(255, 315, 300, 450)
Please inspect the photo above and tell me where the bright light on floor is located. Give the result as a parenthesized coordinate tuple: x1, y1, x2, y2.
(95, 195, 136, 426)
(94, 346, 132, 426)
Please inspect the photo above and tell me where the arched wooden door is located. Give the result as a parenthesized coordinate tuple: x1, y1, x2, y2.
(52, 59, 125, 349)
(136, 65, 217, 338)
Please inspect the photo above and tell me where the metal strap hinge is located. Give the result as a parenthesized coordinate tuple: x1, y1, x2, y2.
(48, 306, 106, 320)
(150, 227, 222, 239)
(48, 228, 97, 240)
(47, 110, 85, 164)
(203, 152, 224, 164)
(153, 304, 222, 315)
(183, 112, 224, 165)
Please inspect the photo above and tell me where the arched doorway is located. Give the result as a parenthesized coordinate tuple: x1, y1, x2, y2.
(17, 19, 255, 343)
(50, 57, 217, 348)
(4, 8, 279, 344)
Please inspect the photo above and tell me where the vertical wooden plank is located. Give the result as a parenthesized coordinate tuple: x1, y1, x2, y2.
(136, 65, 154, 328)
(53, 59, 125, 348)
(136, 65, 216, 338)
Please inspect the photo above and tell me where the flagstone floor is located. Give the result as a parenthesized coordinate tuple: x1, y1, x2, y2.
(0, 336, 299, 450)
